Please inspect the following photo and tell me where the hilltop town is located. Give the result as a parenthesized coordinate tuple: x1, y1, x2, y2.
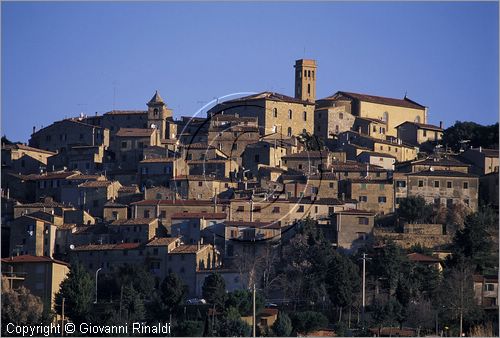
(2, 59, 498, 336)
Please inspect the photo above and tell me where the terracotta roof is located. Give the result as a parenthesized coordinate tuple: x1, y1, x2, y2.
(211, 115, 257, 122)
(348, 178, 392, 184)
(299, 329, 336, 337)
(2, 143, 56, 155)
(395, 121, 443, 131)
(140, 158, 177, 163)
(355, 116, 387, 124)
(15, 201, 66, 208)
(324, 91, 425, 110)
(1, 255, 69, 266)
(57, 223, 77, 230)
(467, 147, 499, 157)
(171, 212, 227, 220)
(368, 327, 416, 337)
(473, 274, 499, 283)
(222, 91, 314, 105)
(115, 128, 154, 137)
(146, 237, 179, 246)
(25, 171, 78, 181)
(335, 209, 375, 215)
(358, 151, 397, 160)
(225, 221, 281, 229)
(182, 142, 218, 150)
(132, 199, 224, 206)
(412, 157, 469, 167)
(289, 197, 345, 205)
(72, 242, 141, 251)
(105, 110, 147, 115)
(326, 161, 386, 172)
(119, 186, 140, 193)
(78, 181, 113, 188)
(282, 151, 330, 160)
(407, 252, 441, 263)
(66, 174, 103, 181)
(111, 218, 156, 226)
(104, 201, 127, 208)
(170, 244, 210, 254)
(260, 308, 279, 316)
(407, 169, 478, 177)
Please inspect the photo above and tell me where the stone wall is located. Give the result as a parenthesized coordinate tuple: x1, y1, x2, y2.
(374, 227, 452, 249)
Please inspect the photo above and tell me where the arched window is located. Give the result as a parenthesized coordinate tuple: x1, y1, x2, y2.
(415, 116, 421, 123)
(312, 71, 315, 79)
(288, 110, 293, 119)
(303, 111, 307, 121)
(307, 70, 311, 77)
(287, 127, 292, 137)
(307, 84, 311, 94)
(154, 108, 158, 116)
(273, 108, 278, 118)
(304, 70, 307, 77)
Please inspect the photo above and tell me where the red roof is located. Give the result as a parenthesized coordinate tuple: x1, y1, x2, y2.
(132, 199, 229, 206)
(72, 242, 141, 251)
(324, 91, 425, 110)
(171, 212, 227, 220)
(407, 252, 441, 263)
(116, 128, 154, 137)
(1, 255, 69, 266)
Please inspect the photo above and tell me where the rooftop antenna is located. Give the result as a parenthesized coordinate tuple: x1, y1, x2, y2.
(404, 90, 407, 99)
(112, 80, 117, 110)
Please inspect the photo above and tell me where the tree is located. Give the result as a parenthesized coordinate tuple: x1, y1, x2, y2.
(173, 320, 204, 336)
(55, 263, 94, 324)
(160, 273, 188, 315)
(1, 283, 44, 333)
(121, 285, 146, 323)
(226, 289, 264, 316)
(437, 262, 479, 336)
(202, 273, 227, 310)
(397, 196, 433, 223)
(442, 121, 499, 151)
(369, 242, 409, 292)
(326, 252, 360, 322)
(272, 312, 293, 337)
(290, 311, 328, 334)
(451, 207, 498, 274)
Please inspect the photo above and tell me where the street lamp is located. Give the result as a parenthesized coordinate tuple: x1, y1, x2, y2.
(94, 268, 102, 304)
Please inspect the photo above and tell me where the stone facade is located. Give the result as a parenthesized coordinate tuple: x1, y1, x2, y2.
(329, 209, 375, 252)
(314, 107, 355, 140)
(396, 121, 443, 146)
(406, 170, 479, 211)
(342, 179, 394, 215)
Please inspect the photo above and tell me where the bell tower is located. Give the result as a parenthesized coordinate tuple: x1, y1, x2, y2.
(147, 90, 172, 140)
(294, 59, 317, 102)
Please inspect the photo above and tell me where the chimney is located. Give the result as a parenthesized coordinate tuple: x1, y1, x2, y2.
(439, 121, 443, 129)
(479, 146, 482, 153)
(32, 126, 36, 134)
(197, 240, 201, 250)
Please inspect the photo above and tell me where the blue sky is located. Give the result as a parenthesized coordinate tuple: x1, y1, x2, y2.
(2, 2, 498, 142)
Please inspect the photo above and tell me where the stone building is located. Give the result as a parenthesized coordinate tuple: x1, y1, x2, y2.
(108, 218, 159, 243)
(9, 211, 62, 257)
(341, 179, 394, 215)
(187, 158, 239, 179)
(396, 121, 443, 146)
(314, 107, 355, 140)
(131, 199, 229, 227)
(294, 59, 317, 102)
(207, 115, 260, 163)
(357, 151, 396, 171)
(171, 212, 227, 245)
(224, 221, 281, 261)
(112, 127, 159, 170)
(1, 255, 70, 312)
(171, 176, 237, 200)
(396, 156, 471, 174)
(406, 169, 479, 211)
(337, 131, 418, 162)
(460, 147, 499, 175)
(282, 150, 334, 174)
(241, 140, 288, 178)
(1, 143, 56, 175)
(29, 119, 109, 153)
(208, 92, 315, 137)
(352, 117, 388, 140)
(329, 209, 375, 252)
(316, 91, 427, 138)
(138, 157, 188, 187)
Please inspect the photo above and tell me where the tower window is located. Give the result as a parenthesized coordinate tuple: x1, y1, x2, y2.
(273, 108, 278, 118)
(307, 84, 311, 94)
(154, 108, 158, 115)
(287, 127, 292, 137)
(288, 110, 292, 119)
(304, 70, 307, 77)
(308, 70, 311, 77)
(303, 111, 307, 121)
(312, 71, 315, 79)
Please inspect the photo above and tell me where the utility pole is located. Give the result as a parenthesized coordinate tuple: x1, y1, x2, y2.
(61, 297, 65, 337)
(360, 253, 371, 329)
(252, 283, 256, 337)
